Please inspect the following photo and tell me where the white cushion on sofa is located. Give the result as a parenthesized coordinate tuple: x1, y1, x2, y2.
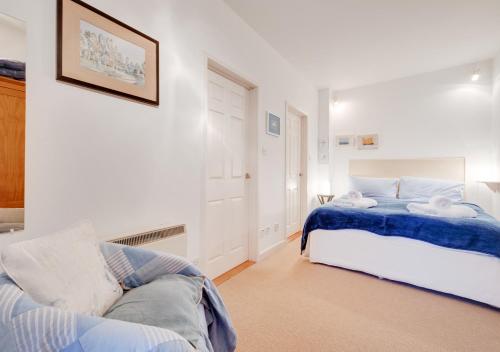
(0, 221, 122, 316)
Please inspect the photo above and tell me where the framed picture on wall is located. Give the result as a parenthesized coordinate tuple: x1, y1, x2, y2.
(57, 0, 160, 105)
(357, 134, 379, 150)
(266, 111, 281, 137)
(335, 135, 355, 148)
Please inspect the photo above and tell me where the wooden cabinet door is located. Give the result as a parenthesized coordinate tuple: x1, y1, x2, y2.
(0, 77, 25, 208)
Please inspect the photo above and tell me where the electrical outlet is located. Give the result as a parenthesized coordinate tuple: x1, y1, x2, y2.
(259, 228, 266, 238)
(273, 223, 279, 232)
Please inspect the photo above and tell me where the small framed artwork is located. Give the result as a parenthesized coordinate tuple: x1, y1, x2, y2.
(357, 134, 379, 150)
(335, 135, 355, 148)
(57, 0, 159, 105)
(266, 112, 280, 137)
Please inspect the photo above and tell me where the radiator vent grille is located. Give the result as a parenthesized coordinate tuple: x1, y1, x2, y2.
(109, 224, 185, 247)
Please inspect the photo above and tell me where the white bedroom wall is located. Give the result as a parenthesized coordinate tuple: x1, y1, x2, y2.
(0, 0, 318, 261)
(331, 61, 495, 212)
(0, 13, 26, 61)
(317, 88, 332, 195)
(492, 53, 500, 219)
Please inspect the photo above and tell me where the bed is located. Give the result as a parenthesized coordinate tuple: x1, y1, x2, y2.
(302, 158, 500, 308)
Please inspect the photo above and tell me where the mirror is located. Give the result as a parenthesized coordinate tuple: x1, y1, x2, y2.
(0, 13, 26, 233)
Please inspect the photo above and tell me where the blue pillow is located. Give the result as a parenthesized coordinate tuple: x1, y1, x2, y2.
(349, 176, 399, 198)
(399, 176, 464, 202)
(105, 274, 208, 351)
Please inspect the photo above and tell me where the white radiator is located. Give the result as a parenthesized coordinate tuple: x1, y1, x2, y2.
(109, 224, 187, 258)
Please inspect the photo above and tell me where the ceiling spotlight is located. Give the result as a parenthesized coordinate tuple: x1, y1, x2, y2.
(471, 69, 480, 82)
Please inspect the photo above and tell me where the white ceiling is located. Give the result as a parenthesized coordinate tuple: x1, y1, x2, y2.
(224, 0, 500, 90)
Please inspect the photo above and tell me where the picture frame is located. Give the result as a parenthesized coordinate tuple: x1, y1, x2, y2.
(266, 111, 280, 137)
(335, 135, 355, 148)
(57, 0, 159, 105)
(357, 134, 379, 150)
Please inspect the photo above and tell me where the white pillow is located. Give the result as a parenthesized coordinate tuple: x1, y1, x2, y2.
(0, 221, 122, 316)
(349, 176, 399, 198)
(398, 176, 464, 202)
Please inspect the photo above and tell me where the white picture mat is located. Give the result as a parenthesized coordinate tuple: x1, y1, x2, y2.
(266, 111, 280, 136)
(335, 135, 355, 148)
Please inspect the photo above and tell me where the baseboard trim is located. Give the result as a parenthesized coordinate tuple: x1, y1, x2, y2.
(213, 260, 255, 286)
(288, 231, 302, 242)
(257, 239, 287, 262)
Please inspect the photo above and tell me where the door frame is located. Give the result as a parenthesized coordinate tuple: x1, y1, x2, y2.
(285, 102, 309, 237)
(200, 55, 259, 276)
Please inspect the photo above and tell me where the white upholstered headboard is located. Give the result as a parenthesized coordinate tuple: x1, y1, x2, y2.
(349, 158, 466, 182)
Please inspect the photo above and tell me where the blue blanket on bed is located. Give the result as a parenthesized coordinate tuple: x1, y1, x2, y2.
(301, 198, 500, 257)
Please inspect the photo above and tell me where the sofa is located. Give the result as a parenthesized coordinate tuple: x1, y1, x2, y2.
(0, 242, 236, 352)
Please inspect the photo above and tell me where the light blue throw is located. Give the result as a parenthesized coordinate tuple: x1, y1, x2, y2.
(0, 243, 237, 352)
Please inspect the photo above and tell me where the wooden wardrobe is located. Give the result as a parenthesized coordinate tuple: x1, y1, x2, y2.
(0, 76, 25, 208)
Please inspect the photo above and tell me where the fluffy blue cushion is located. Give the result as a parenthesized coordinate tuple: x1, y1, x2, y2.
(105, 274, 207, 350)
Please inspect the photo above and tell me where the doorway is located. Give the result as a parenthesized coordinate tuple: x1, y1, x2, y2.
(286, 104, 308, 238)
(204, 59, 258, 279)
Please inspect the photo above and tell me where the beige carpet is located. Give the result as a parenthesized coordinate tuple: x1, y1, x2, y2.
(217, 239, 500, 352)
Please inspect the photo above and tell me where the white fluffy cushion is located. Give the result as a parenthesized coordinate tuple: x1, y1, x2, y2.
(0, 221, 122, 316)
(398, 176, 464, 202)
(349, 176, 399, 198)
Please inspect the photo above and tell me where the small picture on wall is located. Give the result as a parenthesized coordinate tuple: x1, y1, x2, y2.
(57, 0, 159, 105)
(357, 134, 379, 150)
(335, 135, 355, 148)
(266, 112, 280, 137)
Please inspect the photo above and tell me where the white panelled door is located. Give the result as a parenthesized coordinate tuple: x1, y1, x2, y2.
(205, 70, 249, 279)
(286, 110, 302, 237)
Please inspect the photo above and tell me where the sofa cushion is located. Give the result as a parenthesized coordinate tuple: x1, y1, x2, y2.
(0, 221, 123, 316)
(105, 274, 207, 351)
